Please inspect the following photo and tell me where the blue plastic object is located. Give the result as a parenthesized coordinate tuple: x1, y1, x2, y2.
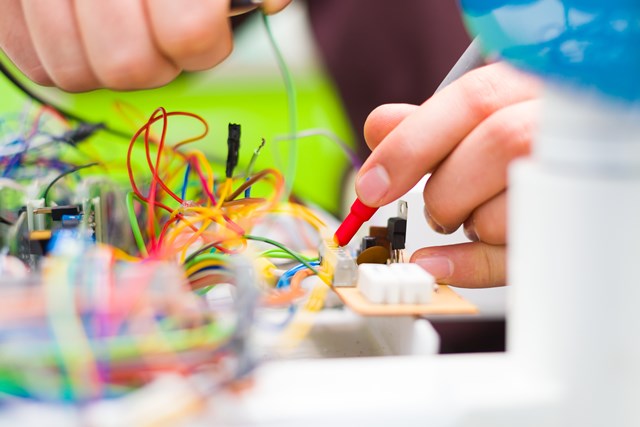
(460, 0, 640, 102)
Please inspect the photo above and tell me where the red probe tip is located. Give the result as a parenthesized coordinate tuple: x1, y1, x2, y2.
(333, 199, 379, 247)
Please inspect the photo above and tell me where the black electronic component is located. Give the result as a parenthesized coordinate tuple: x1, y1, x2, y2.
(50, 205, 82, 221)
(360, 236, 377, 253)
(226, 123, 241, 178)
(387, 217, 407, 250)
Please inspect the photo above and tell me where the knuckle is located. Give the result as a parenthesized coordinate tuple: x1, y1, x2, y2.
(478, 245, 495, 283)
(50, 67, 97, 92)
(24, 66, 53, 86)
(158, 13, 224, 60)
(98, 52, 173, 90)
(459, 70, 503, 119)
(485, 112, 533, 158)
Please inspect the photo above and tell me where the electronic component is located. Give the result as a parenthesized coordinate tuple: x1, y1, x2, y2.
(368, 225, 390, 249)
(318, 237, 357, 287)
(34, 204, 81, 221)
(226, 123, 241, 178)
(360, 236, 377, 252)
(387, 200, 408, 262)
(356, 246, 389, 265)
(390, 263, 433, 304)
(357, 263, 433, 305)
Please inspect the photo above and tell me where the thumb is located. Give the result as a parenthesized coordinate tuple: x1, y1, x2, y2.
(410, 242, 506, 288)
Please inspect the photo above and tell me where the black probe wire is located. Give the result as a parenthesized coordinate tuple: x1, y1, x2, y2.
(0, 57, 132, 140)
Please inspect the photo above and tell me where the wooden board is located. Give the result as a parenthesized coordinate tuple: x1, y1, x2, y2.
(333, 285, 478, 316)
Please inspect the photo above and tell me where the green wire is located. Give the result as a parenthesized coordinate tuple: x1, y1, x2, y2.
(184, 252, 229, 270)
(262, 12, 297, 198)
(125, 191, 148, 257)
(259, 248, 317, 262)
(245, 234, 318, 274)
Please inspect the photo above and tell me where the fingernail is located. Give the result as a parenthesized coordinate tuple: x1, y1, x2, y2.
(464, 221, 479, 242)
(356, 165, 390, 205)
(423, 205, 448, 234)
(415, 256, 453, 280)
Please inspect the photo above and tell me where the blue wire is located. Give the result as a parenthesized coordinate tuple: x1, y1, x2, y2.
(244, 177, 251, 198)
(258, 304, 297, 331)
(180, 163, 191, 201)
(276, 261, 320, 289)
(188, 265, 224, 276)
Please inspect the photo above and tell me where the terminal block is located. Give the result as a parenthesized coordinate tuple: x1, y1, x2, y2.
(357, 263, 433, 305)
(318, 238, 357, 287)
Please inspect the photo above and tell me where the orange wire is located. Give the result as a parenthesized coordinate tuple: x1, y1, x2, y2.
(262, 269, 314, 306)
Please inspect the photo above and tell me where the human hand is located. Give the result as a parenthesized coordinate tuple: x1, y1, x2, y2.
(0, 0, 291, 92)
(357, 63, 541, 288)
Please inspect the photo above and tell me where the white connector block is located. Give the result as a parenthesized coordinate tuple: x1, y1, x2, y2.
(390, 263, 433, 304)
(358, 263, 434, 305)
(318, 238, 357, 287)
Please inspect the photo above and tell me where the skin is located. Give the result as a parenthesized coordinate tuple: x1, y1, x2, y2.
(357, 63, 541, 288)
(0, 0, 291, 92)
(0, 2, 537, 287)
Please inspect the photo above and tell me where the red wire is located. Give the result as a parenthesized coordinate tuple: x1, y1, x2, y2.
(189, 156, 216, 205)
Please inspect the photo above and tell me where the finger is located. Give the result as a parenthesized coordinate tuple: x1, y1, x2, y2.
(146, 0, 232, 72)
(411, 242, 506, 288)
(463, 191, 507, 245)
(355, 63, 541, 207)
(0, 0, 52, 85)
(363, 103, 419, 151)
(74, 0, 179, 90)
(423, 99, 539, 233)
(21, 0, 99, 92)
(262, 0, 292, 15)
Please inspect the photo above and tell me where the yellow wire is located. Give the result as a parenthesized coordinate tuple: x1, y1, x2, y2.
(184, 260, 226, 277)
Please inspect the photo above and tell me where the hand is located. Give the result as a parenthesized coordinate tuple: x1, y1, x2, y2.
(357, 63, 541, 288)
(0, 0, 291, 92)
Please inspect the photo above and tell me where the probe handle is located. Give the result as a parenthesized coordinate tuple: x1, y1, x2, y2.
(333, 199, 378, 247)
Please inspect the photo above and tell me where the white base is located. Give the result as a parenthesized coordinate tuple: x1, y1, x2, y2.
(509, 158, 640, 427)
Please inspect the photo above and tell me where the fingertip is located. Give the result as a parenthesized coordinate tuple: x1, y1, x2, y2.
(363, 103, 418, 151)
(412, 253, 454, 282)
(355, 164, 391, 207)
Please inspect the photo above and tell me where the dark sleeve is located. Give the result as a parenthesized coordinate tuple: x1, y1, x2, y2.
(306, 0, 472, 158)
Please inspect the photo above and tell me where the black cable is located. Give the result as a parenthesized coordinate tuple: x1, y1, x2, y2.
(0, 57, 131, 140)
(42, 162, 100, 205)
(0, 215, 13, 225)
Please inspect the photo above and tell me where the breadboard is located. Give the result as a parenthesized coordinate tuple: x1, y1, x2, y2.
(333, 284, 478, 316)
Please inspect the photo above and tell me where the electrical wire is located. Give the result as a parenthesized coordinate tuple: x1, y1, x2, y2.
(0, 56, 131, 140)
(272, 128, 362, 169)
(262, 13, 298, 197)
(42, 162, 100, 205)
(244, 235, 319, 274)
